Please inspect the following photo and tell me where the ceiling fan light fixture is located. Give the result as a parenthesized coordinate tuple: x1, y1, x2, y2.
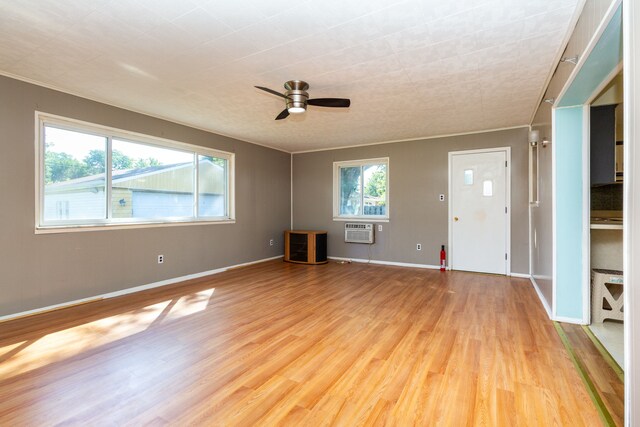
(284, 80, 309, 115)
(255, 80, 350, 120)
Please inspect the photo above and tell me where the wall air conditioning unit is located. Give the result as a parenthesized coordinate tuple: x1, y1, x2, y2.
(344, 223, 374, 244)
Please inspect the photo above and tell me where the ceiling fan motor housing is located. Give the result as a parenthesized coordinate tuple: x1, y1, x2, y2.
(284, 80, 309, 113)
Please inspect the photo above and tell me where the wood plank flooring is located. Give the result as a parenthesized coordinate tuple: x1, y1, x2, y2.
(559, 322, 625, 426)
(0, 260, 603, 425)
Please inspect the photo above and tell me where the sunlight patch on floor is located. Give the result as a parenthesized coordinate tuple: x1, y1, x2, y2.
(166, 288, 215, 320)
(0, 288, 216, 379)
(0, 340, 31, 363)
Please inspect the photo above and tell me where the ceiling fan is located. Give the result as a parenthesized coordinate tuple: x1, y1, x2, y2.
(255, 80, 351, 120)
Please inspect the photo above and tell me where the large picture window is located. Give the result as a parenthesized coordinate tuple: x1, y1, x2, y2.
(333, 158, 389, 220)
(37, 113, 234, 231)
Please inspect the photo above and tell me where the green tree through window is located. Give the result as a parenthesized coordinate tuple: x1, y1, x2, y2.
(44, 146, 160, 184)
(365, 169, 386, 198)
(44, 150, 88, 184)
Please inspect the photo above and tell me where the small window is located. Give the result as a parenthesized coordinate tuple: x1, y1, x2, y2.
(37, 113, 235, 231)
(464, 169, 474, 185)
(334, 158, 388, 219)
(483, 180, 493, 197)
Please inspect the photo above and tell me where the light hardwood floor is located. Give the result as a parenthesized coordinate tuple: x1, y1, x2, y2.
(0, 260, 602, 425)
(559, 322, 624, 426)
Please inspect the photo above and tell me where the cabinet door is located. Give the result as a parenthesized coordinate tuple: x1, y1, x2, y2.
(590, 105, 616, 185)
(289, 233, 309, 262)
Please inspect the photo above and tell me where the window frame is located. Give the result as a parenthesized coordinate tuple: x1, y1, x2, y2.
(332, 157, 389, 221)
(35, 112, 235, 233)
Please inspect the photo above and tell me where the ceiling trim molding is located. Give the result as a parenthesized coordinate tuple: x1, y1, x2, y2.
(0, 71, 292, 154)
(290, 125, 530, 155)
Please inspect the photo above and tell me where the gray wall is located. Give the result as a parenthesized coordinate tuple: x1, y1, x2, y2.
(531, 117, 553, 306)
(292, 128, 530, 274)
(0, 76, 291, 317)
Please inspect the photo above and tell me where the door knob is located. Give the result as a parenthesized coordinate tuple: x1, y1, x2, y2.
(454, 217, 459, 222)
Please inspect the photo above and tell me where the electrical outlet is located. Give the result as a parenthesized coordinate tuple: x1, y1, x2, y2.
(378, 225, 382, 232)
(157, 255, 164, 264)
(416, 244, 422, 251)
(439, 194, 445, 201)
(269, 239, 274, 246)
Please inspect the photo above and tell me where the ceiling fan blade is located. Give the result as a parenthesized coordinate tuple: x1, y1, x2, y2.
(275, 109, 290, 120)
(255, 86, 288, 99)
(307, 98, 351, 108)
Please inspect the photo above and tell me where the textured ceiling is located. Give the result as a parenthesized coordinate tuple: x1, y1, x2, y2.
(0, 0, 580, 152)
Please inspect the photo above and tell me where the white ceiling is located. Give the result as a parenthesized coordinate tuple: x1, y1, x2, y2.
(0, 0, 580, 152)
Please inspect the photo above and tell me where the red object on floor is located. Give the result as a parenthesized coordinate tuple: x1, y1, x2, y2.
(440, 245, 446, 271)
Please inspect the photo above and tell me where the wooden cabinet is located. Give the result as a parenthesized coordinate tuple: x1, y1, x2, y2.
(284, 230, 328, 265)
(590, 105, 617, 185)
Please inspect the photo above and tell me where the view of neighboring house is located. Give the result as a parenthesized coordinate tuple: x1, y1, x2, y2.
(44, 159, 226, 221)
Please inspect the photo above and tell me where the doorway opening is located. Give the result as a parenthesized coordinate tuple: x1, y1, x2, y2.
(589, 70, 625, 368)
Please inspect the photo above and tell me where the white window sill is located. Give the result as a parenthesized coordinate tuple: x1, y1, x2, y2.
(35, 219, 236, 234)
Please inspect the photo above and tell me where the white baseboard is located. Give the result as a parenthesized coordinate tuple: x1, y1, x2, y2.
(510, 272, 531, 278)
(530, 276, 553, 320)
(0, 296, 104, 323)
(528, 277, 586, 325)
(329, 257, 536, 275)
(0, 255, 283, 323)
(328, 256, 442, 270)
(530, 276, 587, 325)
(553, 315, 587, 325)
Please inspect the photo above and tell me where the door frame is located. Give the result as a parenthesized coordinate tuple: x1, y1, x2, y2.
(448, 146, 512, 275)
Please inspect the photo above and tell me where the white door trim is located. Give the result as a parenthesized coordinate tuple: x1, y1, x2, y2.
(623, 0, 638, 421)
(551, 106, 558, 318)
(582, 104, 591, 324)
(448, 146, 511, 275)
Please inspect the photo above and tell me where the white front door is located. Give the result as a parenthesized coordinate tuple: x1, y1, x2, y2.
(449, 148, 510, 275)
